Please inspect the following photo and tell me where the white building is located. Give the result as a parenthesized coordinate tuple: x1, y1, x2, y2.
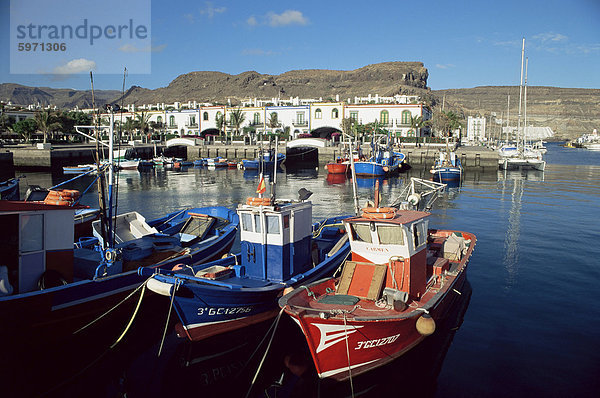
(466, 116, 486, 143)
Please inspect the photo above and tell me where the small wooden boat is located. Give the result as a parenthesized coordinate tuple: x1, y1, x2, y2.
(63, 164, 95, 174)
(326, 159, 350, 174)
(279, 184, 476, 381)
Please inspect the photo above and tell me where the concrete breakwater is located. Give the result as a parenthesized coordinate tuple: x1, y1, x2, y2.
(5, 142, 499, 170)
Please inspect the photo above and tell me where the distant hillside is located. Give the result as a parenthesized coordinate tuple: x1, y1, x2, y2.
(1, 62, 597, 138)
(0, 83, 120, 109)
(115, 62, 431, 105)
(433, 86, 600, 139)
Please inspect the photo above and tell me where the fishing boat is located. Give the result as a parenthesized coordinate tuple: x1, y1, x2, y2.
(0, 102, 239, 348)
(87, 206, 238, 272)
(353, 136, 405, 177)
(242, 151, 286, 170)
(326, 159, 350, 174)
(0, 177, 19, 200)
(279, 179, 476, 381)
(142, 135, 350, 341)
(430, 151, 462, 182)
(62, 164, 95, 174)
(140, 193, 351, 341)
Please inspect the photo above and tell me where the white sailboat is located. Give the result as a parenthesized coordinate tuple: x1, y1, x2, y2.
(499, 38, 546, 171)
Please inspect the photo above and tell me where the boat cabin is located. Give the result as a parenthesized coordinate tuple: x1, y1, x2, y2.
(341, 208, 431, 300)
(0, 202, 75, 295)
(237, 199, 313, 282)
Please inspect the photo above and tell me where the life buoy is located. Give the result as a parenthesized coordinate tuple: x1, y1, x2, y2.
(46, 189, 80, 199)
(362, 207, 396, 219)
(43, 199, 74, 206)
(246, 197, 272, 206)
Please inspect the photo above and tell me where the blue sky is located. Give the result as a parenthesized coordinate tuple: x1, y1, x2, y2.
(1, 0, 599, 92)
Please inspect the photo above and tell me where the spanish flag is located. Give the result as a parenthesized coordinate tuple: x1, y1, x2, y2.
(256, 177, 266, 194)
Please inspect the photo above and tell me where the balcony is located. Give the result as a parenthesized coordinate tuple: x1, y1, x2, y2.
(168, 124, 178, 129)
(185, 122, 199, 128)
(292, 119, 308, 127)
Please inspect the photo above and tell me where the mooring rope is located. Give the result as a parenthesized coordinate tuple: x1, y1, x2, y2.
(73, 278, 149, 335)
(110, 282, 146, 349)
(157, 279, 180, 357)
(245, 307, 285, 398)
(343, 313, 355, 398)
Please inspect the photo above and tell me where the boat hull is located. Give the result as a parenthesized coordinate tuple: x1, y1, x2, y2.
(326, 162, 349, 174)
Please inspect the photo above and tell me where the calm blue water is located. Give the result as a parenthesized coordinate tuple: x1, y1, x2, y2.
(16, 142, 600, 397)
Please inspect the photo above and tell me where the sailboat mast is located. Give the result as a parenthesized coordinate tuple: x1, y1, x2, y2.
(517, 37, 525, 152)
(506, 95, 510, 143)
(524, 57, 529, 150)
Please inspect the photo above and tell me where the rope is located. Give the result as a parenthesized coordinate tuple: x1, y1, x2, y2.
(343, 313, 355, 398)
(157, 279, 179, 357)
(73, 279, 149, 334)
(110, 282, 146, 349)
(245, 307, 285, 398)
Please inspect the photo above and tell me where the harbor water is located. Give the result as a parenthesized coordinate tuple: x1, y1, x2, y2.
(9, 142, 600, 397)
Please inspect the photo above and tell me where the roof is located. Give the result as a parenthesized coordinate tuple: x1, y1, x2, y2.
(345, 209, 430, 225)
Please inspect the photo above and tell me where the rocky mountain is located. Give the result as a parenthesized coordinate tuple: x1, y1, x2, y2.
(1, 62, 597, 138)
(432, 86, 600, 139)
(0, 83, 120, 110)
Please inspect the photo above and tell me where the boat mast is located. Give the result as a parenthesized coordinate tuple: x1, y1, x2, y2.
(506, 94, 510, 144)
(271, 133, 278, 202)
(517, 37, 525, 154)
(524, 57, 529, 150)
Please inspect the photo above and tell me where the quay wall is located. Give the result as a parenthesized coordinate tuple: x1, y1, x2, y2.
(188, 143, 499, 169)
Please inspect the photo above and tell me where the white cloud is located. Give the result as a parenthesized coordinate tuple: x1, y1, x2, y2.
(52, 58, 96, 74)
(247, 16, 258, 26)
(533, 32, 568, 43)
(435, 64, 455, 69)
(267, 10, 308, 27)
(119, 44, 167, 53)
(242, 48, 276, 56)
(199, 2, 226, 18)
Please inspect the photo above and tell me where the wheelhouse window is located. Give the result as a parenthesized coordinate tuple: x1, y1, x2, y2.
(20, 214, 44, 252)
(377, 225, 404, 245)
(412, 221, 426, 249)
(350, 223, 372, 243)
(254, 214, 262, 233)
(241, 213, 253, 232)
(266, 215, 280, 234)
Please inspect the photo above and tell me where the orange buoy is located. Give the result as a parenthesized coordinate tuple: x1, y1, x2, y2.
(246, 197, 272, 206)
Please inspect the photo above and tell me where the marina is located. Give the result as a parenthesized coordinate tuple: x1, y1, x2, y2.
(1, 142, 598, 397)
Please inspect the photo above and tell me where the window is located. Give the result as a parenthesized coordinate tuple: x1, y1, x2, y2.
(253, 112, 261, 125)
(401, 110, 411, 125)
(169, 115, 175, 126)
(190, 116, 196, 125)
(241, 213, 253, 232)
(156, 116, 162, 124)
(203, 112, 209, 121)
(283, 214, 290, 229)
(349, 111, 358, 122)
(332, 108, 339, 119)
(296, 112, 305, 124)
(377, 225, 404, 245)
(380, 110, 389, 125)
(314, 108, 322, 119)
(350, 223, 372, 243)
(266, 215, 280, 234)
(20, 214, 44, 252)
(254, 214, 262, 233)
(412, 222, 426, 249)
(270, 112, 278, 124)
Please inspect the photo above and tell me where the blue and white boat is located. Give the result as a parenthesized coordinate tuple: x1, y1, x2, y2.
(0, 178, 19, 200)
(353, 142, 405, 177)
(141, 193, 351, 342)
(430, 151, 463, 182)
(242, 151, 286, 170)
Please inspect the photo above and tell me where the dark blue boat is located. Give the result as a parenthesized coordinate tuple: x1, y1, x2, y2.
(141, 195, 351, 341)
(242, 151, 286, 170)
(0, 178, 19, 200)
(430, 151, 463, 182)
(353, 139, 405, 177)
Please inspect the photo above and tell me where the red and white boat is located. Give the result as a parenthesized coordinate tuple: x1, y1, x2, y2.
(279, 187, 476, 381)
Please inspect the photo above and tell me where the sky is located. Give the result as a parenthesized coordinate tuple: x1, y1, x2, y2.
(1, 0, 599, 92)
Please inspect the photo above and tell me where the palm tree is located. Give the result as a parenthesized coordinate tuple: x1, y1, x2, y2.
(135, 111, 151, 142)
(215, 113, 225, 142)
(35, 110, 61, 144)
(409, 115, 425, 137)
(267, 112, 279, 133)
(229, 107, 246, 141)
